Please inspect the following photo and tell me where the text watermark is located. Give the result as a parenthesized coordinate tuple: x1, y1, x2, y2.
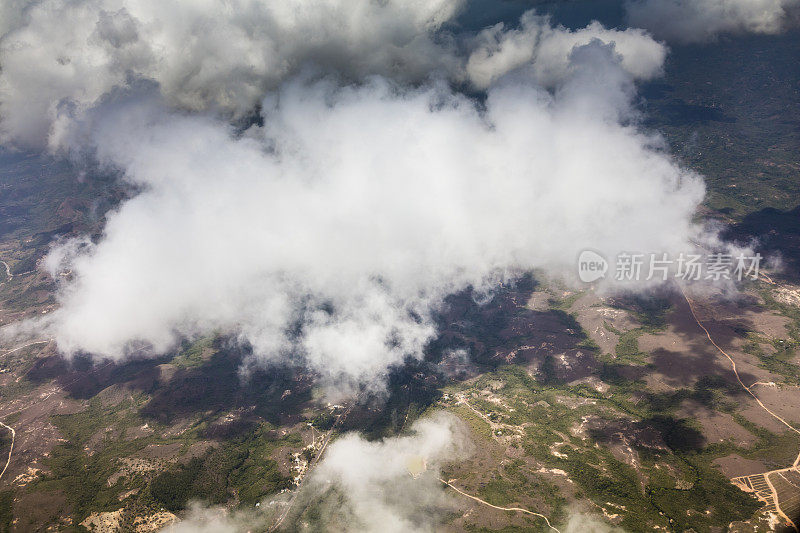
(578, 250, 761, 284)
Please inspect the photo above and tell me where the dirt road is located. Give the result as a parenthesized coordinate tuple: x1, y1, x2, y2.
(682, 284, 800, 531)
(0, 421, 14, 483)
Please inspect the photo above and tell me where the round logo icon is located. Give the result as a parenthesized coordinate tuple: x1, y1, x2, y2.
(578, 250, 608, 283)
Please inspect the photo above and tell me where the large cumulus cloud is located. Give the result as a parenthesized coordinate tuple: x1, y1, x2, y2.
(37, 39, 705, 387)
(0, 1, 719, 389)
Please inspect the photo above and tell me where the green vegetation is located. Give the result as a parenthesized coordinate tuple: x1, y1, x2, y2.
(36, 440, 125, 520)
(614, 329, 647, 364)
(0, 491, 12, 533)
(746, 287, 800, 384)
(730, 413, 800, 467)
(171, 337, 216, 369)
(437, 284, 798, 530)
(2, 412, 20, 426)
(150, 424, 291, 510)
(629, 298, 671, 332)
(464, 525, 551, 533)
(446, 359, 762, 532)
(311, 411, 336, 431)
(545, 292, 601, 358)
(477, 459, 565, 525)
(25, 379, 298, 525)
(33, 395, 157, 521)
(0, 432, 10, 460)
(743, 332, 800, 385)
(548, 291, 584, 312)
(52, 394, 149, 444)
(150, 457, 204, 511)
(646, 32, 800, 219)
(603, 296, 672, 365)
(641, 375, 740, 414)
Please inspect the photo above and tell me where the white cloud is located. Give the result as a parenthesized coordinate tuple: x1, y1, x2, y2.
(299, 411, 471, 532)
(162, 506, 243, 533)
(0, 0, 464, 147)
(0, 2, 720, 389)
(0, 0, 29, 37)
(563, 513, 626, 533)
(0, 4, 751, 530)
(626, 0, 800, 43)
(0, 1, 673, 150)
(32, 38, 706, 386)
(158, 412, 470, 532)
(466, 11, 667, 89)
(157, 414, 626, 532)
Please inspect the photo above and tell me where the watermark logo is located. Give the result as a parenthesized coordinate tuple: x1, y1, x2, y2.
(577, 250, 762, 284)
(578, 250, 608, 283)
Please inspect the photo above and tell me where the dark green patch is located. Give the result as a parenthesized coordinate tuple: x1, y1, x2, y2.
(0, 491, 12, 533)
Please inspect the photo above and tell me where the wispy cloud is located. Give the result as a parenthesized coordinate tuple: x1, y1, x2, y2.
(626, 0, 800, 43)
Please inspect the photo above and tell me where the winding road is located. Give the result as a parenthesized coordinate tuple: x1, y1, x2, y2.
(0, 421, 14, 483)
(0, 341, 53, 484)
(448, 394, 560, 530)
(0, 261, 11, 283)
(681, 283, 800, 531)
(0, 339, 113, 488)
(438, 477, 561, 533)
